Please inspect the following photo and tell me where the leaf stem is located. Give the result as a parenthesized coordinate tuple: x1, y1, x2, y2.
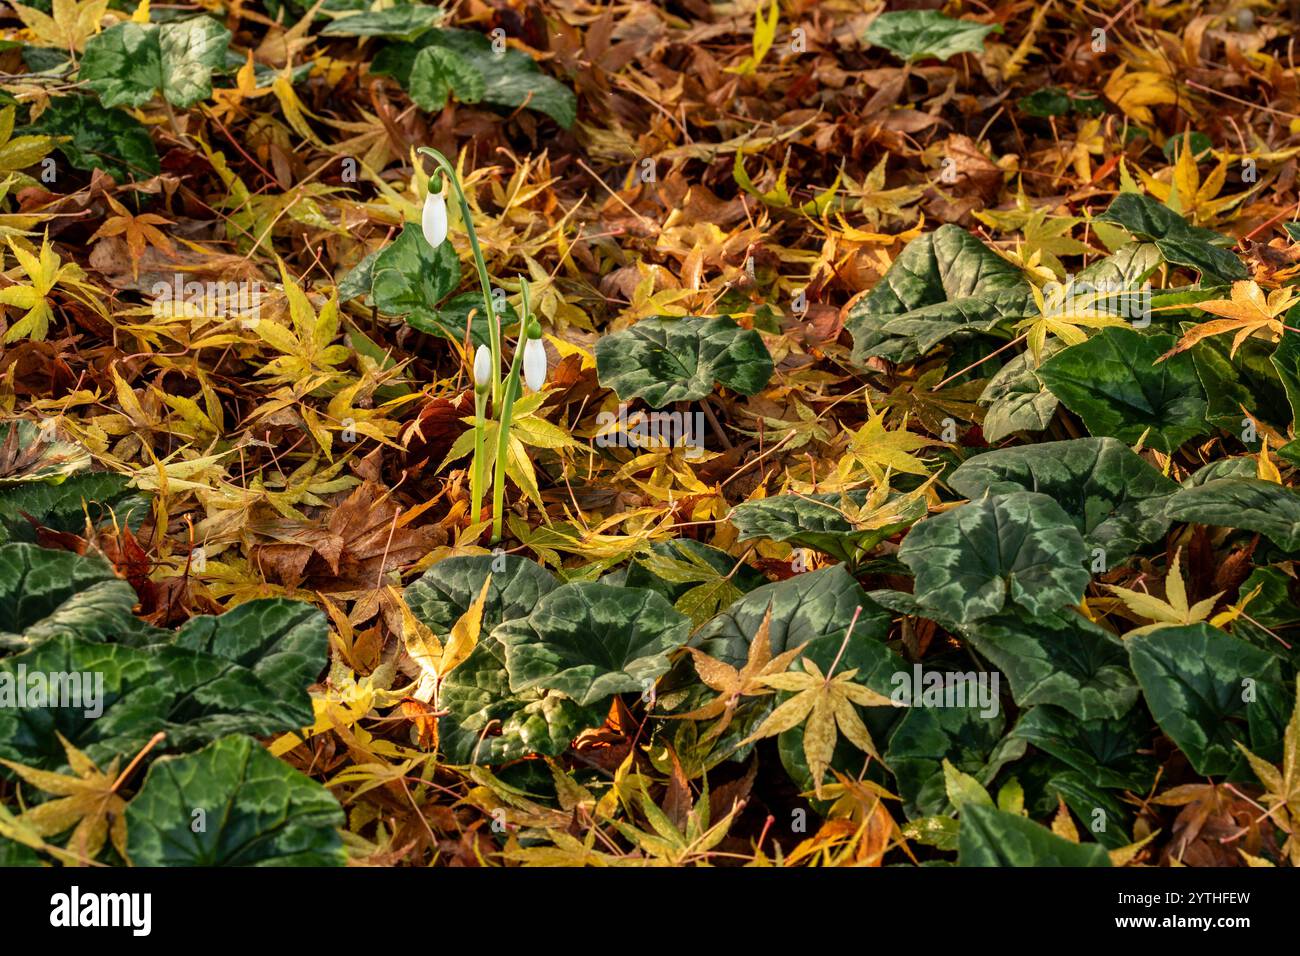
(491, 279, 531, 543)
(471, 386, 487, 526)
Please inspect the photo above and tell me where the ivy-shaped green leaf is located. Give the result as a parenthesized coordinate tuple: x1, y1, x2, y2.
(595, 315, 773, 408)
(897, 491, 1090, 625)
(948, 437, 1179, 562)
(846, 225, 1033, 365)
(126, 734, 345, 866)
(81, 18, 232, 109)
(1038, 327, 1209, 453)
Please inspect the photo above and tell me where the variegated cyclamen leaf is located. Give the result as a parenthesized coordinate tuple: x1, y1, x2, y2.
(728, 489, 925, 563)
(594, 315, 773, 408)
(126, 735, 345, 866)
(846, 225, 1034, 365)
(959, 804, 1110, 867)
(497, 581, 691, 706)
(1164, 478, 1300, 552)
(1127, 623, 1290, 776)
(898, 492, 1090, 625)
(1037, 327, 1210, 453)
(948, 437, 1179, 562)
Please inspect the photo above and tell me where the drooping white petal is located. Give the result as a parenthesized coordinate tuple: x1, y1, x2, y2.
(523, 337, 547, 392)
(421, 190, 448, 248)
(473, 344, 492, 388)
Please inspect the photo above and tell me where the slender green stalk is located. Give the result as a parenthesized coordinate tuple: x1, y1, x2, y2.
(470, 385, 487, 526)
(491, 280, 532, 544)
(416, 146, 501, 408)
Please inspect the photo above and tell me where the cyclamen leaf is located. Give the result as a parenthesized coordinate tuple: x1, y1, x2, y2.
(865, 11, 1001, 63)
(0, 472, 148, 545)
(319, 5, 443, 39)
(406, 554, 559, 634)
(1037, 327, 1209, 453)
(1096, 192, 1247, 281)
(81, 18, 232, 109)
(897, 492, 1090, 625)
(948, 437, 1179, 562)
(126, 734, 345, 866)
(0, 598, 326, 773)
(1011, 705, 1156, 791)
(977, 343, 1062, 443)
(497, 581, 691, 706)
(693, 565, 891, 673)
(959, 804, 1110, 866)
(886, 698, 1014, 818)
(371, 223, 462, 322)
(0, 543, 162, 653)
(595, 315, 773, 408)
(408, 45, 486, 112)
(846, 225, 1033, 365)
(1165, 478, 1300, 553)
(22, 95, 159, 181)
(728, 488, 926, 563)
(962, 607, 1139, 720)
(1128, 624, 1290, 776)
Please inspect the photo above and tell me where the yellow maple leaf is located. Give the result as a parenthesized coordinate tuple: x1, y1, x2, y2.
(1158, 280, 1300, 361)
(12, 0, 109, 51)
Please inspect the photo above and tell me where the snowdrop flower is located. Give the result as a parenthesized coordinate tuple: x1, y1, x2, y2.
(421, 188, 448, 249)
(473, 344, 492, 391)
(523, 336, 547, 392)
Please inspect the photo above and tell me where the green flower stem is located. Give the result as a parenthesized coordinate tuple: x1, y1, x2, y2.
(470, 385, 487, 526)
(416, 146, 501, 408)
(491, 279, 531, 544)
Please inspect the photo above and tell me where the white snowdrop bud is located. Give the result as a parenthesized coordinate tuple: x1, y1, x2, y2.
(473, 344, 492, 390)
(523, 337, 547, 392)
(421, 189, 448, 249)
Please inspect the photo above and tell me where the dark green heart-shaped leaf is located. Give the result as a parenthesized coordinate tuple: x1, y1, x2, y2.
(595, 315, 773, 408)
(0, 472, 148, 545)
(0, 621, 321, 772)
(126, 734, 344, 866)
(406, 554, 559, 634)
(977, 343, 1062, 443)
(1165, 478, 1300, 552)
(963, 607, 1139, 720)
(886, 696, 1017, 818)
(1096, 192, 1247, 281)
(1038, 327, 1209, 452)
(1128, 623, 1289, 776)
(0, 543, 161, 654)
(728, 489, 926, 563)
(846, 225, 1033, 365)
(371, 223, 461, 322)
(404, 291, 517, 348)
(1011, 705, 1156, 790)
(25, 96, 160, 182)
(948, 437, 1178, 563)
(959, 804, 1110, 866)
(437, 638, 604, 763)
(1190, 329, 1291, 432)
(173, 598, 327, 695)
(408, 44, 485, 112)
(497, 582, 690, 706)
(319, 5, 443, 38)
(81, 18, 232, 109)
(1272, 327, 1300, 427)
(864, 11, 1000, 63)
(693, 565, 891, 672)
(898, 491, 1090, 625)
(373, 29, 577, 127)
